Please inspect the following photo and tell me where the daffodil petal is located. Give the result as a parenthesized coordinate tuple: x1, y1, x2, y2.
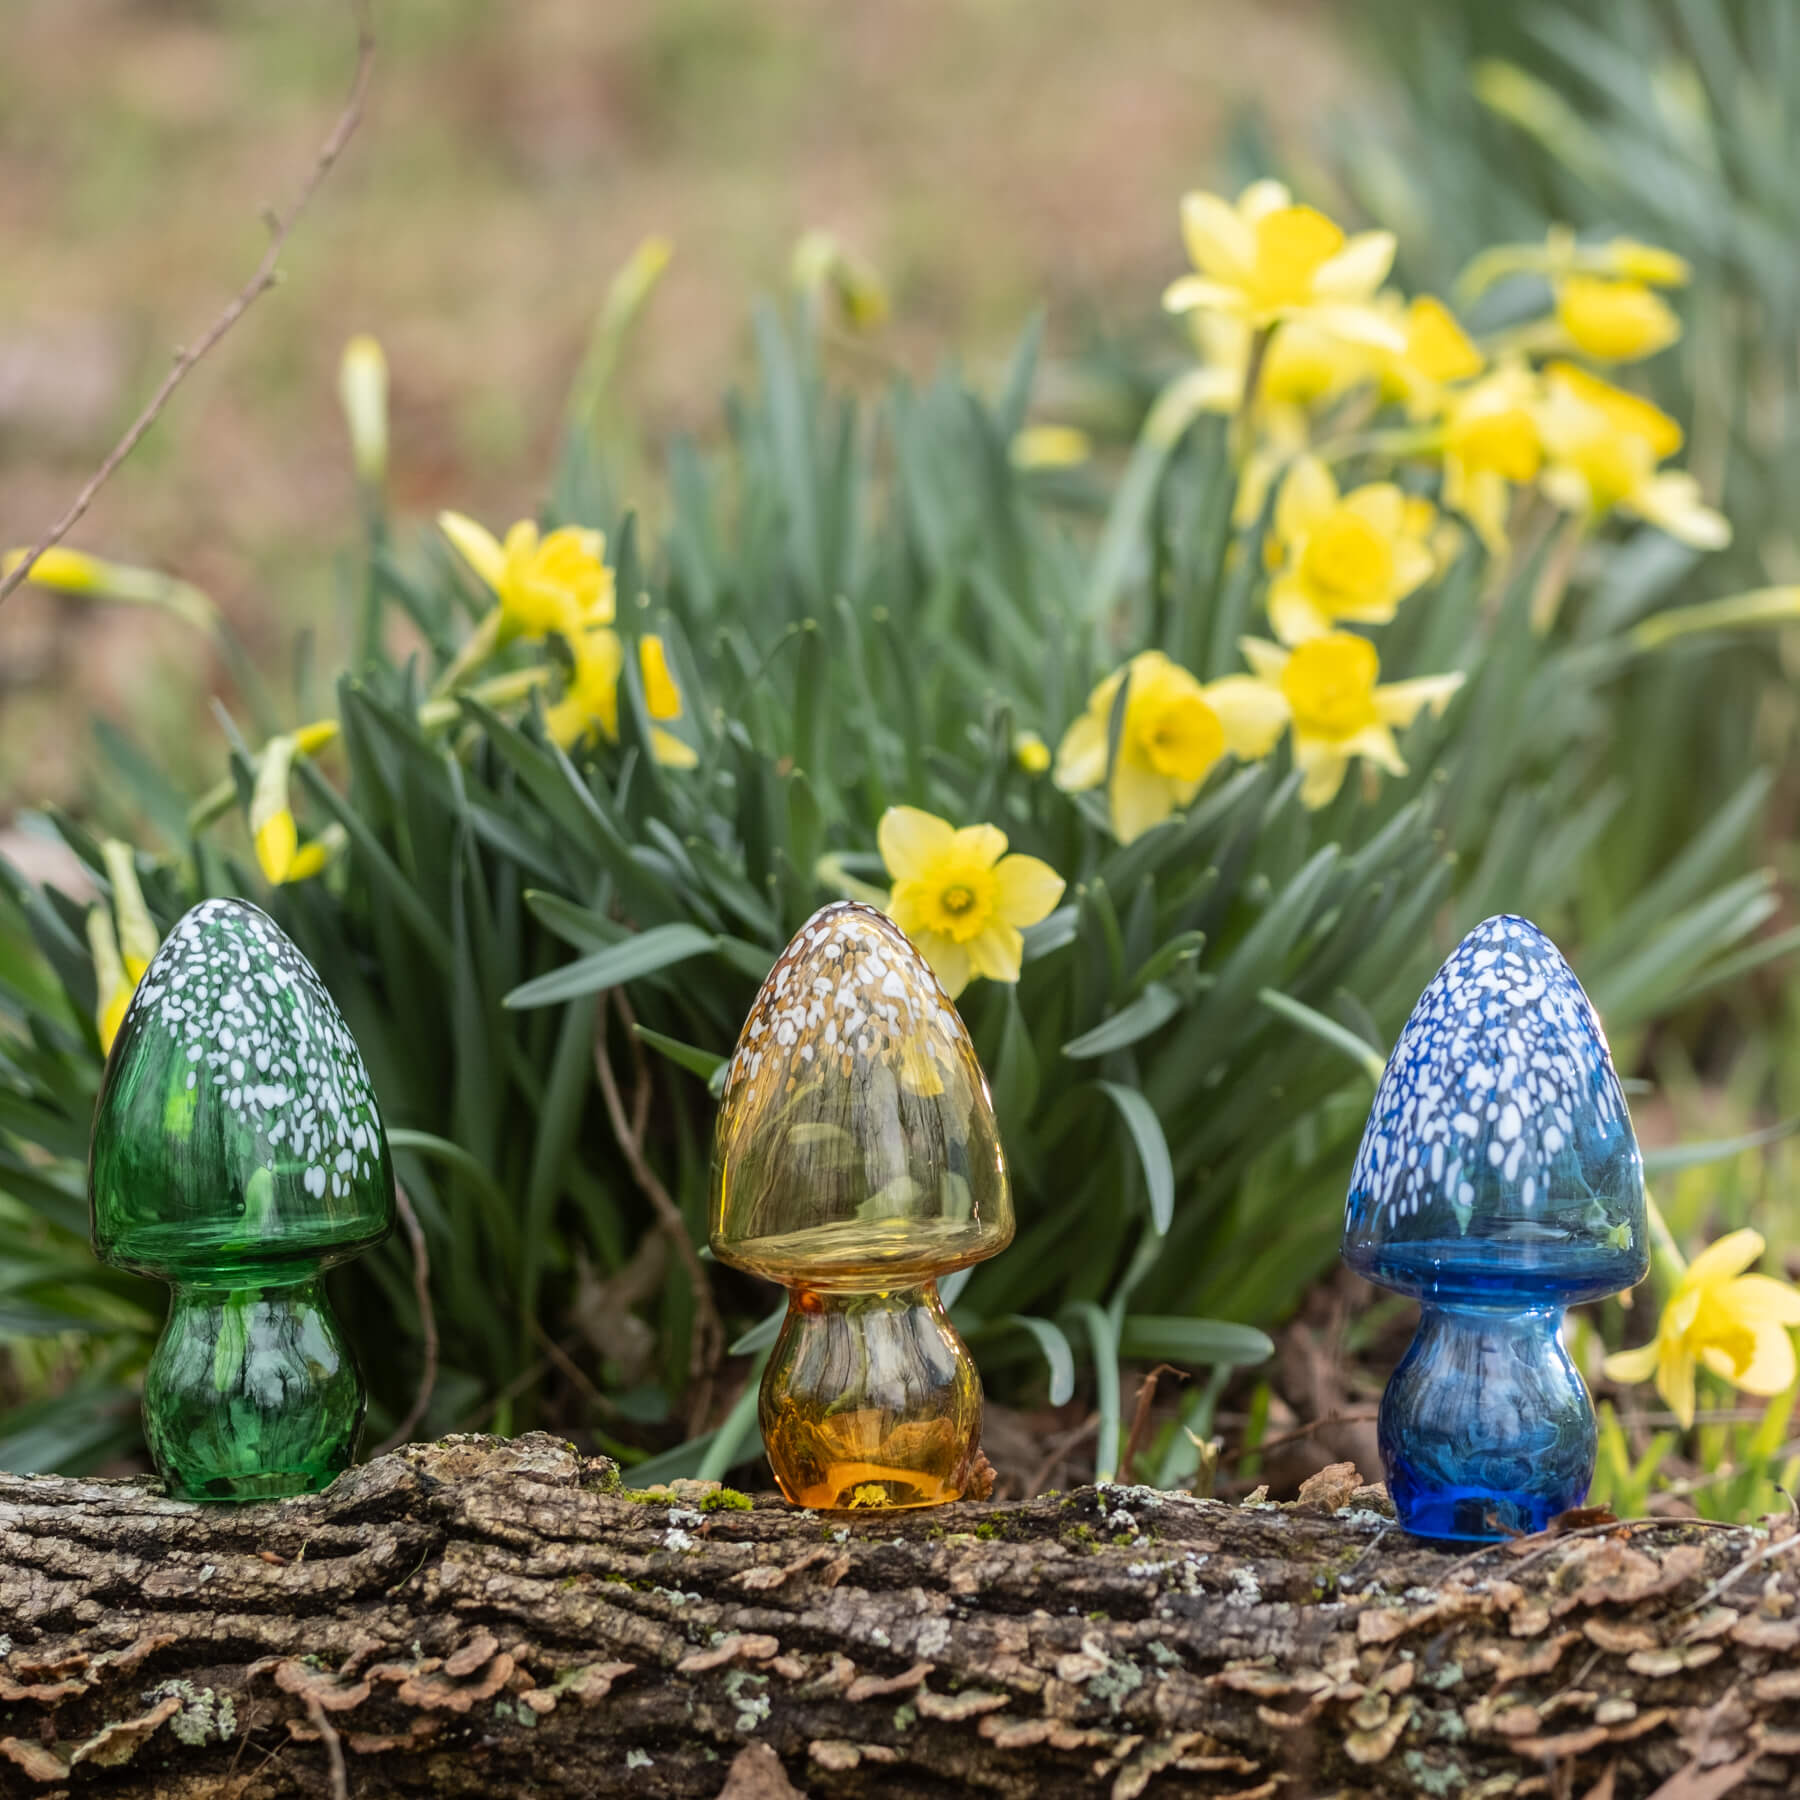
(1342, 481, 1405, 536)
(1687, 1228, 1767, 1288)
(991, 853, 1065, 929)
(1237, 178, 1293, 223)
(1267, 576, 1329, 646)
(1602, 1342, 1661, 1384)
(438, 511, 508, 590)
(1053, 712, 1109, 794)
(1629, 472, 1732, 551)
(1391, 538, 1438, 599)
(1109, 758, 1178, 844)
(1302, 302, 1407, 352)
(950, 822, 1010, 868)
(1179, 190, 1255, 281)
(1730, 1323, 1797, 1398)
(1203, 674, 1290, 757)
(1311, 230, 1397, 301)
(1723, 1274, 1800, 1327)
(650, 727, 699, 769)
(1340, 722, 1407, 777)
(965, 923, 1025, 985)
(1162, 275, 1247, 317)
(1375, 673, 1466, 729)
(1293, 734, 1351, 808)
(1658, 1343, 1697, 1429)
(1237, 636, 1290, 682)
(1275, 454, 1338, 542)
(915, 930, 971, 1000)
(878, 806, 960, 882)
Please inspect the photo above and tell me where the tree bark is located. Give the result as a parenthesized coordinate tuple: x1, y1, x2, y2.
(1, 1434, 1797, 1799)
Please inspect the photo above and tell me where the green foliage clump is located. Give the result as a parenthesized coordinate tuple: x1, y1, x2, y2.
(0, 159, 1788, 1494)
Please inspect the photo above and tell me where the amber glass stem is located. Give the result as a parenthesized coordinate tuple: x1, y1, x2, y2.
(758, 1280, 981, 1510)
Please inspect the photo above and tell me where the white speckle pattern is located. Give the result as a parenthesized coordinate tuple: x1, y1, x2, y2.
(720, 901, 965, 1101)
(1344, 915, 1640, 1239)
(126, 898, 384, 1203)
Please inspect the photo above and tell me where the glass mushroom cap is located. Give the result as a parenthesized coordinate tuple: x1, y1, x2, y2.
(710, 901, 1013, 1289)
(90, 897, 394, 1282)
(1344, 913, 1648, 1304)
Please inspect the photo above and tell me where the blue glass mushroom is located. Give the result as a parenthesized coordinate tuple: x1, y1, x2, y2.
(1342, 915, 1649, 1542)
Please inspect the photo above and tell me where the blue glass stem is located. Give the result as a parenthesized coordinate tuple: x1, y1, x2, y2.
(1380, 1300, 1596, 1542)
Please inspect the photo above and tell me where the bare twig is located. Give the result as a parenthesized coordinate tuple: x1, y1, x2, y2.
(1679, 1523, 1800, 1617)
(1118, 1363, 1185, 1487)
(301, 1695, 348, 1800)
(373, 1182, 439, 1455)
(1244, 1406, 1380, 1459)
(452, 1355, 552, 1434)
(528, 1316, 623, 1419)
(0, 2, 375, 609)
(1025, 1414, 1100, 1498)
(594, 991, 726, 1434)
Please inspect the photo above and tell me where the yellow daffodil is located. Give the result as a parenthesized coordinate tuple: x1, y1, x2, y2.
(90, 841, 159, 1052)
(1241, 633, 1464, 808)
(1373, 294, 1485, 417)
(338, 334, 389, 485)
(1555, 275, 1681, 363)
(1164, 180, 1404, 352)
(1603, 1228, 1800, 1429)
(1266, 455, 1438, 645)
(437, 513, 615, 644)
(879, 806, 1064, 998)
(1010, 425, 1092, 470)
(1440, 365, 1542, 554)
(1012, 729, 1052, 774)
(1054, 650, 1289, 842)
(1535, 362, 1729, 549)
(545, 630, 698, 768)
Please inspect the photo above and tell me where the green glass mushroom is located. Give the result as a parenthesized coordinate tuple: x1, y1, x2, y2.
(89, 898, 394, 1500)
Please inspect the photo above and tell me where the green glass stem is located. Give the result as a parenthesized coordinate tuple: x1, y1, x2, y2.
(144, 1274, 363, 1502)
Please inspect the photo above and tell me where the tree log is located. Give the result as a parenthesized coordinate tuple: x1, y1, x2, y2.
(2, 1434, 1797, 1799)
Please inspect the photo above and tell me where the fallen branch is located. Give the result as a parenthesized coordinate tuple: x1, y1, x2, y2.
(2, 1436, 1798, 1797)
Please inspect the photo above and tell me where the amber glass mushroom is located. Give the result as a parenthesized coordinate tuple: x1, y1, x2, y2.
(710, 902, 1013, 1509)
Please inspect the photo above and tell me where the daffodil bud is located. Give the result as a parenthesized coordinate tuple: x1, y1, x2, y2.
(1009, 426, 1091, 471)
(791, 230, 889, 331)
(338, 334, 389, 486)
(87, 906, 131, 1053)
(99, 839, 159, 979)
(2, 547, 216, 633)
(250, 737, 299, 886)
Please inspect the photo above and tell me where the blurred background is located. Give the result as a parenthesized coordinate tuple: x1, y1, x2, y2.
(1, 0, 1351, 813)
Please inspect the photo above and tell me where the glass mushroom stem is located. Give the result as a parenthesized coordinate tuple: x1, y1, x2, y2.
(145, 1273, 363, 1502)
(761, 1279, 982, 1510)
(1380, 1297, 1594, 1542)
(710, 902, 1015, 1512)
